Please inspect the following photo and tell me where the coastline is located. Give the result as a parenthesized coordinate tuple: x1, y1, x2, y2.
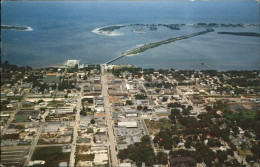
(91, 25, 124, 36)
(1, 25, 33, 31)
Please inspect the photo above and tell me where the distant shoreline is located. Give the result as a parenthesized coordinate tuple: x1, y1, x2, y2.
(92, 25, 125, 36)
(1, 25, 33, 31)
(218, 32, 260, 37)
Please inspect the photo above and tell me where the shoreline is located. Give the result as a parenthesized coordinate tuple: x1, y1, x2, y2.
(91, 25, 125, 36)
(1, 25, 33, 31)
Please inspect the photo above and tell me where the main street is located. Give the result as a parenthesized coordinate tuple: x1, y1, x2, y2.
(101, 65, 119, 167)
(69, 84, 83, 167)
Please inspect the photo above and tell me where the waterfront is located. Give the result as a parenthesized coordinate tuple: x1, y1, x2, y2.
(1, 1, 259, 70)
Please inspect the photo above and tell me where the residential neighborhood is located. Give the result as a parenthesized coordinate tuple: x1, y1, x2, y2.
(0, 61, 259, 167)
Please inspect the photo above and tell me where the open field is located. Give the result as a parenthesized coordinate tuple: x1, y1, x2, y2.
(144, 118, 172, 134)
(32, 146, 70, 166)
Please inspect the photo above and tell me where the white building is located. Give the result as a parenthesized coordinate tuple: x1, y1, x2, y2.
(66, 60, 80, 68)
(118, 121, 137, 128)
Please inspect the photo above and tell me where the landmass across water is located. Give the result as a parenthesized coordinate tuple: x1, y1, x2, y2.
(218, 32, 260, 37)
(1, 25, 33, 31)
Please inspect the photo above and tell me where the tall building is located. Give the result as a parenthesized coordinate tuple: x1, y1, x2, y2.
(66, 60, 80, 68)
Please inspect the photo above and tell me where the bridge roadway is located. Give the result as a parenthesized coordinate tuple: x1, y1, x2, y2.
(104, 28, 214, 65)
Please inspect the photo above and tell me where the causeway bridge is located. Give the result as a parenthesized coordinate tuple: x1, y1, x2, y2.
(104, 28, 214, 65)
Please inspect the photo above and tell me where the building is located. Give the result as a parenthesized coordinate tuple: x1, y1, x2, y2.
(66, 60, 80, 68)
(118, 121, 137, 128)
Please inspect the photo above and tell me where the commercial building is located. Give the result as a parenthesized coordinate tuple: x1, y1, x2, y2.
(118, 121, 137, 128)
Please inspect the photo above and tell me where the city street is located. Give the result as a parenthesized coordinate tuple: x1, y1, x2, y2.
(69, 84, 83, 167)
(101, 66, 119, 167)
(24, 123, 45, 166)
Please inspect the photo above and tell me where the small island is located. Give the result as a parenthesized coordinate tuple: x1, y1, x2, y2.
(1, 25, 32, 31)
(218, 32, 260, 37)
(99, 25, 126, 32)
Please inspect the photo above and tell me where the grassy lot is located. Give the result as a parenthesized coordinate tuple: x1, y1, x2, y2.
(37, 139, 52, 145)
(32, 147, 70, 166)
(144, 118, 173, 134)
(76, 145, 91, 154)
(155, 113, 170, 117)
(77, 137, 91, 143)
(226, 104, 257, 119)
(14, 115, 29, 122)
(47, 100, 64, 107)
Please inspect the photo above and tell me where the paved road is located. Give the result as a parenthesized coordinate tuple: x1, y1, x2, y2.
(1, 93, 29, 135)
(101, 66, 119, 167)
(164, 76, 201, 115)
(24, 122, 45, 166)
(69, 84, 83, 167)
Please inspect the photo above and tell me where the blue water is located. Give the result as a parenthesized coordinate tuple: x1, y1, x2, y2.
(1, 1, 260, 70)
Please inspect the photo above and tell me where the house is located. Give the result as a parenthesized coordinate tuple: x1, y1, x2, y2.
(94, 77, 101, 84)
(95, 100, 104, 106)
(83, 86, 92, 92)
(154, 108, 168, 114)
(124, 107, 137, 114)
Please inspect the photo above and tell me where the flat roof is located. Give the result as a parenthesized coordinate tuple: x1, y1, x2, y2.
(118, 121, 137, 128)
(46, 73, 57, 76)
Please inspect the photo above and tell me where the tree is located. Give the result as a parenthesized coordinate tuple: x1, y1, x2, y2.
(185, 140, 192, 148)
(135, 94, 147, 99)
(137, 105, 143, 111)
(171, 109, 180, 116)
(168, 114, 175, 121)
(118, 139, 156, 167)
(162, 97, 168, 102)
(80, 110, 86, 116)
(251, 144, 259, 155)
(217, 150, 227, 163)
(156, 152, 168, 165)
(141, 135, 151, 143)
(90, 119, 95, 124)
(143, 106, 148, 110)
(182, 109, 190, 115)
(37, 100, 44, 104)
(126, 100, 133, 105)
